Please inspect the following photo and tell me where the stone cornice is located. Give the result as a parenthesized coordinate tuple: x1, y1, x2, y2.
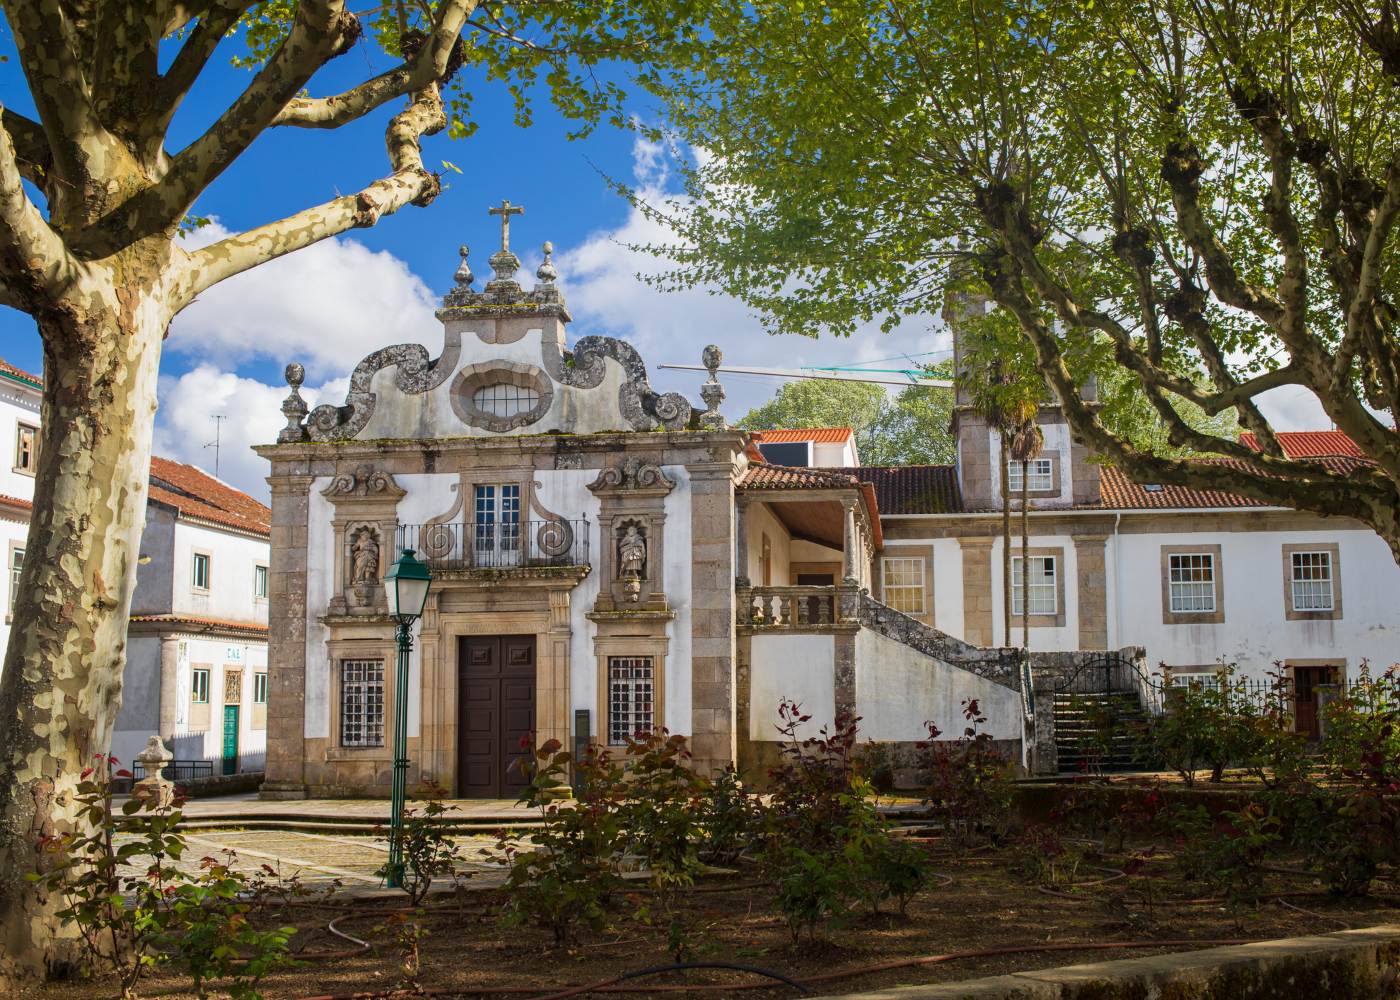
(254, 430, 747, 462)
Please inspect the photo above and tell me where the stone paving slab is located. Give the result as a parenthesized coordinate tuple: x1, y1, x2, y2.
(116, 826, 509, 892)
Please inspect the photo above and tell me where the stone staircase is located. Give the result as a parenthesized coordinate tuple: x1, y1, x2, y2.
(1052, 691, 1154, 773)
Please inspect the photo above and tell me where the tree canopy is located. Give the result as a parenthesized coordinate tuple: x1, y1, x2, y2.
(634, 0, 1400, 561)
(738, 379, 955, 466)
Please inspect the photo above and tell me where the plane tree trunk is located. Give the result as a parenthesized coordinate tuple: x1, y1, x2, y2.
(0, 255, 172, 980)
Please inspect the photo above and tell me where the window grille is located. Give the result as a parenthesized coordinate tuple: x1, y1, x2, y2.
(192, 553, 211, 590)
(472, 383, 540, 418)
(881, 556, 926, 615)
(608, 656, 654, 745)
(224, 669, 243, 705)
(341, 659, 385, 747)
(9, 547, 22, 612)
(1168, 553, 1216, 613)
(1290, 551, 1334, 611)
(1011, 556, 1057, 615)
(1007, 458, 1053, 492)
(191, 668, 210, 704)
(253, 672, 268, 704)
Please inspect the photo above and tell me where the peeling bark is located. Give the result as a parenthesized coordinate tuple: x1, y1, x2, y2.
(0, 262, 168, 982)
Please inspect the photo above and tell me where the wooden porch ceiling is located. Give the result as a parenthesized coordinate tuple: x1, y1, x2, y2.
(766, 498, 845, 550)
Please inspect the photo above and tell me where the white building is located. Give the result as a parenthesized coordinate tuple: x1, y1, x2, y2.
(0, 359, 40, 664)
(0, 357, 272, 776)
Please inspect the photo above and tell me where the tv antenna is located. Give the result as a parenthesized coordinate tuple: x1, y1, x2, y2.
(204, 415, 227, 478)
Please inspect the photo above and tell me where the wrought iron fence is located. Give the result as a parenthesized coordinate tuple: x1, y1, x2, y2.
(397, 519, 590, 571)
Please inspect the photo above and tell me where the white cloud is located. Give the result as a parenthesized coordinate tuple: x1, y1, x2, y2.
(554, 138, 949, 417)
(152, 365, 347, 502)
(168, 222, 438, 381)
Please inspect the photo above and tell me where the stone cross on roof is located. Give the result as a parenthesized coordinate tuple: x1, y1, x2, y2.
(488, 199, 524, 252)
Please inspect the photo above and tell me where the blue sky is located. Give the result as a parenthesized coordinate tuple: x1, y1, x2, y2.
(0, 17, 1327, 499)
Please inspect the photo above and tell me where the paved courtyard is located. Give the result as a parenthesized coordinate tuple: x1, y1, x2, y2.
(114, 793, 534, 893)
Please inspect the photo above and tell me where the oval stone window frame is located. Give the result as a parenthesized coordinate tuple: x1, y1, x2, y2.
(450, 361, 554, 432)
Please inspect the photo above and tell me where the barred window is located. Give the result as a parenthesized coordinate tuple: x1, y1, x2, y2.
(881, 556, 926, 615)
(341, 659, 385, 748)
(1007, 458, 1053, 492)
(253, 672, 268, 704)
(1168, 553, 1216, 613)
(1011, 556, 1057, 616)
(472, 383, 540, 418)
(607, 656, 654, 745)
(1290, 551, 1334, 612)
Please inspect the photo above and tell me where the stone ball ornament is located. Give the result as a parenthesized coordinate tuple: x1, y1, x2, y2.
(285, 362, 305, 388)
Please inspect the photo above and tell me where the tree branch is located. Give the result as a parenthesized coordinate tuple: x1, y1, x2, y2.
(980, 249, 1392, 521)
(1, 108, 53, 189)
(156, 2, 253, 133)
(272, 0, 477, 129)
(0, 108, 82, 305)
(121, 1, 362, 242)
(177, 84, 447, 302)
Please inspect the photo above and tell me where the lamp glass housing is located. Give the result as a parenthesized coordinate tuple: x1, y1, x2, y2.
(384, 547, 432, 622)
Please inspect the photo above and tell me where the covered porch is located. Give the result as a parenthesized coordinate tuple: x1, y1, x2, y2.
(734, 465, 881, 627)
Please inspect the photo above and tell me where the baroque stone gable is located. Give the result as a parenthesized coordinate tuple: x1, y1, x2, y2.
(278, 222, 700, 443)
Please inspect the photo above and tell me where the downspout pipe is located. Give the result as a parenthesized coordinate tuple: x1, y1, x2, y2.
(1111, 512, 1123, 650)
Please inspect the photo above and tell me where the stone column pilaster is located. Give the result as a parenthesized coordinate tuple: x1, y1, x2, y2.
(1074, 535, 1109, 650)
(841, 497, 858, 584)
(734, 496, 750, 588)
(262, 472, 314, 800)
(157, 634, 181, 743)
(688, 462, 738, 775)
(958, 537, 995, 647)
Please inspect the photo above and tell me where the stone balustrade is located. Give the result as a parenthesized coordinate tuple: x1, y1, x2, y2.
(736, 584, 859, 628)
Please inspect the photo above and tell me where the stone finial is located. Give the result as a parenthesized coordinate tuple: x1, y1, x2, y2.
(132, 735, 176, 811)
(454, 245, 474, 287)
(699, 344, 726, 429)
(536, 241, 558, 285)
(278, 362, 310, 443)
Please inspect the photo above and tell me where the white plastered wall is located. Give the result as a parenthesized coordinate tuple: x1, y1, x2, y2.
(855, 628, 1022, 742)
(749, 633, 835, 741)
(1110, 524, 1400, 680)
(990, 533, 1080, 651)
(745, 502, 792, 586)
(170, 521, 272, 624)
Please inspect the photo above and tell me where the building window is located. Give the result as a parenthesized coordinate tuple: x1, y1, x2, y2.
(8, 547, 22, 613)
(253, 672, 268, 704)
(1290, 550, 1334, 612)
(1168, 670, 1224, 692)
(191, 668, 210, 704)
(881, 556, 926, 615)
(473, 484, 522, 554)
(1011, 555, 1057, 616)
(340, 659, 385, 748)
(1168, 552, 1216, 613)
(472, 383, 540, 418)
(607, 656, 654, 745)
(14, 423, 37, 474)
(224, 669, 242, 705)
(253, 564, 268, 600)
(1007, 457, 1053, 492)
(192, 552, 211, 591)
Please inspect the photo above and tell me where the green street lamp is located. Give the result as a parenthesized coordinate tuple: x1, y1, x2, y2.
(383, 547, 432, 889)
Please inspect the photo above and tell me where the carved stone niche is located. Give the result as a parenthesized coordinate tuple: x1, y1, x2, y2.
(322, 466, 407, 616)
(587, 458, 676, 612)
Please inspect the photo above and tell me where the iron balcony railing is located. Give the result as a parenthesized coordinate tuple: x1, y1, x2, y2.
(397, 519, 590, 571)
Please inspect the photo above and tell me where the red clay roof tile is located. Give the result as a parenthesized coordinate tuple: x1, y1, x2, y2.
(147, 456, 270, 536)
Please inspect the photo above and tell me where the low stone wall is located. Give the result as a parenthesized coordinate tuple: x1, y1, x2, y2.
(176, 771, 265, 799)
(810, 925, 1400, 999)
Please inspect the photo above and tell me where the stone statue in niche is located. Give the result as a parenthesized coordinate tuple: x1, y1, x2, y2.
(618, 523, 647, 603)
(351, 527, 380, 584)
